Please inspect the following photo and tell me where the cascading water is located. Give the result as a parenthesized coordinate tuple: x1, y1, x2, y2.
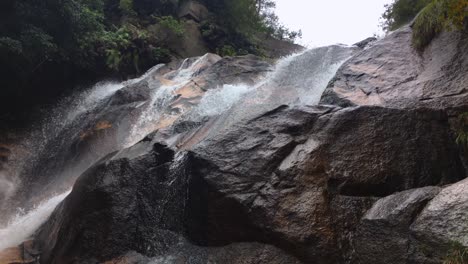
(182, 45, 354, 140)
(0, 45, 355, 252)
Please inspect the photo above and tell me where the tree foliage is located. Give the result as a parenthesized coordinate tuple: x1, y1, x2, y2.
(381, 0, 433, 31)
(0, 0, 176, 112)
(381, 0, 467, 50)
(199, 0, 301, 56)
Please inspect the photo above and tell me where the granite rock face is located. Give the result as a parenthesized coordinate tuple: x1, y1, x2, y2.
(320, 26, 468, 112)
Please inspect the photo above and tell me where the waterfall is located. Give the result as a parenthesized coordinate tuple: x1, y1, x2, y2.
(0, 45, 354, 251)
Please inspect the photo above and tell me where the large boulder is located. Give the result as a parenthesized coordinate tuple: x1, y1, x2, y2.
(354, 187, 442, 264)
(320, 26, 468, 111)
(352, 178, 468, 264)
(411, 178, 468, 249)
(35, 105, 465, 263)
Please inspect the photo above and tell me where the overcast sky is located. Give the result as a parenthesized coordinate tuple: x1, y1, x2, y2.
(274, 0, 394, 47)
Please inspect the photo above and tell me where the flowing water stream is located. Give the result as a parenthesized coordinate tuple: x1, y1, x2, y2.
(0, 45, 355, 251)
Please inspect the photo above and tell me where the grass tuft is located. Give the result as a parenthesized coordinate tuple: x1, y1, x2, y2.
(412, 1, 445, 51)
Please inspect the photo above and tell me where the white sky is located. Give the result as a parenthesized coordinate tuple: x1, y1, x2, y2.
(274, 0, 394, 47)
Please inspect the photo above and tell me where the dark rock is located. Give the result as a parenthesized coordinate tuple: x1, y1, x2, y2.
(35, 141, 188, 263)
(320, 107, 463, 196)
(104, 242, 301, 264)
(35, 136, 301, 264)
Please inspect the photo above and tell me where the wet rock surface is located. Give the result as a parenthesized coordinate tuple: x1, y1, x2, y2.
(35, 105, 465, 263)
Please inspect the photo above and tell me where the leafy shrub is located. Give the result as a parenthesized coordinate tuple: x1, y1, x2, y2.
(217, 45, 237, 56)
(157, 16, 185, 36)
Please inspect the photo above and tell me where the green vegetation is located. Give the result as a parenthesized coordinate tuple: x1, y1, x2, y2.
(381, 0, 467, 51)
(157, 16, 185, 36)
(200, 0, 301, 55)
(0, 0, 300, 115)
(443, 242, 468, 264)
(455, 113, 468, 148)
(412, 0, 467, 50)
(381, 0, 432, 31)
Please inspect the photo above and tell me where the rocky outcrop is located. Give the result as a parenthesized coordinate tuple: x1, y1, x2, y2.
(35, 104, 465, 263)
(320, 26, 468, 112)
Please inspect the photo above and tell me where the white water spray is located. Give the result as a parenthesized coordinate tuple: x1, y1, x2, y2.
(1, 45, 355, 251)
(0, 191, 70, 251)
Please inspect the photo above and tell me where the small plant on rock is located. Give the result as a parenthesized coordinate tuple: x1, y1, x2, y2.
(455, 113, 468, 148)
(443, 242, 468, 264)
